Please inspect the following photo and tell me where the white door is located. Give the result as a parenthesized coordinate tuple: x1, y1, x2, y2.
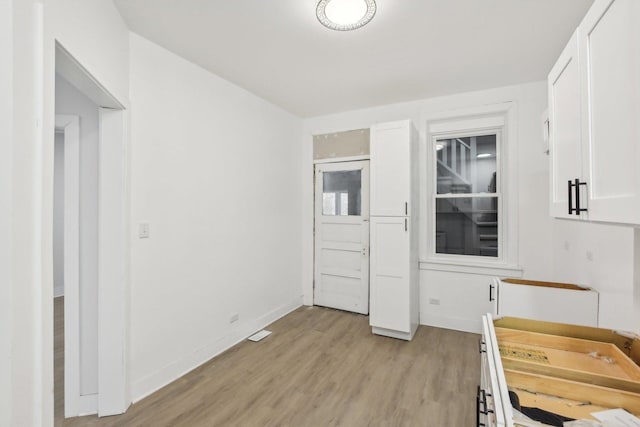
(548, 31, 584, 219)
(314, 161, 370, 314)
(580, 0, 640, 224)
(369, 216, 409, 332)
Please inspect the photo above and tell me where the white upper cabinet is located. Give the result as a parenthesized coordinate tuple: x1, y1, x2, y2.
(579, 0, 640, 224)
(548, 32, 584, 219)
(548, 0, 640, 224)
(370, 121, 413, 217)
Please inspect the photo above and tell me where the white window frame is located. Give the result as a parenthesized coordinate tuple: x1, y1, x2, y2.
(432, 129, 503, 260)
(421, 102, 520, 273)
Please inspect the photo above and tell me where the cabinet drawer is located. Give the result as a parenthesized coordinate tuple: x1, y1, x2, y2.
(487, 314, 640, 424)
(497, 278, 598, 327)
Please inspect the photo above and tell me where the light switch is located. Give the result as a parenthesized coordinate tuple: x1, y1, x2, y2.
(138, 222, 150, 239)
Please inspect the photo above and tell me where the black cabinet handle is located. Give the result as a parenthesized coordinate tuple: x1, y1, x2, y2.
(489, 284, 495, 302)
(404, 218, 407, 232)
(405, 202, 408, 215)
(479, 339, 486, 354)
(568, 180, 573, 215)
(477, 385, 493, 426)
(575, 178, 587, 214)
(477, 386, 484, 427)
(568, 179, 588, 215)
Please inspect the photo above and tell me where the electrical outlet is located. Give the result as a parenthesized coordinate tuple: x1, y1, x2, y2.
(429, 298, 440, 305)
(230, 313, 239, 324)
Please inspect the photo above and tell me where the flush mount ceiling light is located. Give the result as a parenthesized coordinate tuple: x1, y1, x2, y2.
(316, 0, 377, 31)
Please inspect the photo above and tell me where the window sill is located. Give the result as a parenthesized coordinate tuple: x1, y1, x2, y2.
(419, 258, 523, 277)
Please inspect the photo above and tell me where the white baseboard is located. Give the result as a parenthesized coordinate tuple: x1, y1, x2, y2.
(131, 296, 303, 403)
(78, 394, 97, 416)
(421, 314, 482, 334)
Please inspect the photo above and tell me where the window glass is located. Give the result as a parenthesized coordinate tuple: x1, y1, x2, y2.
(433, 131, 500, 259)
(322, 170, 362, 216)
(435, 197, 498, 257)
(436, 135, 497, 194)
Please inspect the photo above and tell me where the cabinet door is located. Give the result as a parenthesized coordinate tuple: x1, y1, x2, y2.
(580, 0, 640, 224)
(370, 121, 411, 217)
(369, 216, 410, 332)
(548, 31, 584, 219)
(422, 270, 497, 333)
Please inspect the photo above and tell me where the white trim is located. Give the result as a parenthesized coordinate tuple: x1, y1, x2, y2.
(313, 154, 370, 164)
(421, 102, 519, 269)
(55, 114, 84, 418)
(55, 43, 124, 110)
(420, 260, 522, 277)
(97, 108, 129, 416)
(131, 297, 303, 402)
(0, 2, 12, 425)
(429, 116, 505, 134)
(78, 394, 98, 417)
(421, 313, 483, 334)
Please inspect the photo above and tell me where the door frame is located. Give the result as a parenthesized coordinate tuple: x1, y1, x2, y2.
(313, 159, 370, 314)
(54, 114, 85, 416)
(52, 43, 129, 418)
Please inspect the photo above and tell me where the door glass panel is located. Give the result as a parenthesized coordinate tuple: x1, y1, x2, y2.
(436, 135, 497, 194)
(322, 170, 362, 216)
(435, 197, 498, 257)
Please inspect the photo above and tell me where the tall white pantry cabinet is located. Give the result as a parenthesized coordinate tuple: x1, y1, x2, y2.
(369, 120, 420, 341)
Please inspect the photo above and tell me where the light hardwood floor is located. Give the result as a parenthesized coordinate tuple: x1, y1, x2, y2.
(56, 303, 480, 426)
(55, 297, 65, 427)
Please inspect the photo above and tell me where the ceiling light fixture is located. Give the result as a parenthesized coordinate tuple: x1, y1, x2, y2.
(477, 153, 492, 158)
(316, 0, 377, 31)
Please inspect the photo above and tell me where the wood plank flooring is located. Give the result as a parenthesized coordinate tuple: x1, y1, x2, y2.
(56, 304, 480, 426)
(55, 296, 65, 427)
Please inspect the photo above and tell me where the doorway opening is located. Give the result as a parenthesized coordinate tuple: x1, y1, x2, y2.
(53, 43, 128, 421)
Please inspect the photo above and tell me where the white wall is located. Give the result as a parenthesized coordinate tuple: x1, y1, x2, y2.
(302, 82, 556, 330)
(53, 132, 65, 297)
(47, 0, 129, 104)
(551, 220, 639, 332)
(128, 33, 304, 401)
(55, 74, 101, 396)
(9, 1, 45, 425)
(3, 0, 131, 424)
(0, 1, 14, 425)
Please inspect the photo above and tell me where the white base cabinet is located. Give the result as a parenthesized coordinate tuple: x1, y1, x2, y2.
(369, 216, 418, 340)
(495, 278, 599, 327)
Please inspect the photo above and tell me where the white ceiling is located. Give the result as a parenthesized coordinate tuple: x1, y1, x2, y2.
(114, 0, 594, 118)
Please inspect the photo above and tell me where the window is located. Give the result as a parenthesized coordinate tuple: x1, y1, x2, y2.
(433, 131, 501, 258)
(322, 170, 362, 216)
(423, 103, 519, 272)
